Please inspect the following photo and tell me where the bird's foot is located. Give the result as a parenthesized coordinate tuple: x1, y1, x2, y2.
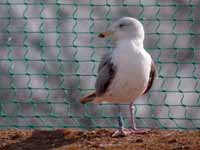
(112, 128, 131, 137)
(130, 128, 151, 134)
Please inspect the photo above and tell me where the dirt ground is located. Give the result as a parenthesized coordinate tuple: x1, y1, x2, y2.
(0, 129, 199, 150)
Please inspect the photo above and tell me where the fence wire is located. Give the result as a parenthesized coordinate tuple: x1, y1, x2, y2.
(0, 0, 200, 129)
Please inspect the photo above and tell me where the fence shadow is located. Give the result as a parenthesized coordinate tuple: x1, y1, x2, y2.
(2, 129, 82, 150)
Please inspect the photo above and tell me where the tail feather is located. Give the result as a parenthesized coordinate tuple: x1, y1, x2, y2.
(80, 92, 96, 104)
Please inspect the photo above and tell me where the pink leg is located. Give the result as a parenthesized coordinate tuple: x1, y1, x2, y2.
(129, 102, 150, 134)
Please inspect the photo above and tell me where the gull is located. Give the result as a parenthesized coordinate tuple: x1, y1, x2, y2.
(80, 17, 156, 137)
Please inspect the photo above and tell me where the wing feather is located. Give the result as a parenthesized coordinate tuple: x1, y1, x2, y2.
(143, 60, 156, 94)
(95, 53, 117, 96)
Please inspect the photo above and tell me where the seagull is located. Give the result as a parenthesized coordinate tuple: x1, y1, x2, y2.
(80, 17, 156, 137)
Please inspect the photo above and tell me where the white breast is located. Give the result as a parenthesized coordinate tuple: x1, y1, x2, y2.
(99, 40, 152, 103)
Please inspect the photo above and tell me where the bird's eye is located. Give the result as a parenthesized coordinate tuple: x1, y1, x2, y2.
(119, 24, 125, 28)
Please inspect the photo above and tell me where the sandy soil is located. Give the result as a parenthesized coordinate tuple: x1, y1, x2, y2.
(0, 129, 199, 150)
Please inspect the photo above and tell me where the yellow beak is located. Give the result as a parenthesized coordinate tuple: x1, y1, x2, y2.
(98, 31, 114, 38)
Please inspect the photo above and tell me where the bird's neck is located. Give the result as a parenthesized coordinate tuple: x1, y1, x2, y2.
(115, 38, 144, 50)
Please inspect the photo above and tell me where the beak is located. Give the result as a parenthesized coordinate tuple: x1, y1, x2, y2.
(98, 31, 114, 38)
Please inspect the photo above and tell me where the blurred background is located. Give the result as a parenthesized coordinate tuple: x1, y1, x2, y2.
(0, 0, 200, 130)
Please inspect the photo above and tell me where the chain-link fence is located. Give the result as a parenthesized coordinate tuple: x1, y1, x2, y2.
(0, 0, 200, 130)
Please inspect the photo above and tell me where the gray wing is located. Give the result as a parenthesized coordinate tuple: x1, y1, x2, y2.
(95, 53, 117, 96)
(143, 60, 156, 94)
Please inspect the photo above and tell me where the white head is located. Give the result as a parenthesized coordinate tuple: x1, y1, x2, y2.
(99, 17, 145, 42)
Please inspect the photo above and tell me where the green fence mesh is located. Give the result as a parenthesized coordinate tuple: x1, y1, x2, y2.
(0, 0, 200, 130)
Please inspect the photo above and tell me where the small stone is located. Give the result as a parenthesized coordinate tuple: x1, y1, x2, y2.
(168, 138, 177, 143)
(135, 138, 143, 143)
